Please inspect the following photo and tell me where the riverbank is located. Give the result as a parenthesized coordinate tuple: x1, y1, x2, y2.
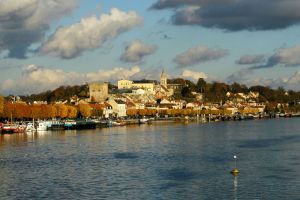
(1, 112, 300, 134)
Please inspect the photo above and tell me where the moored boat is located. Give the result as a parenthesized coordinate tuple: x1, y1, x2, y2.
(36, 121, 48, 131)
(50, 120, 64, 130)
(1, 123, 26, 134)
(64, 119, 96, 130)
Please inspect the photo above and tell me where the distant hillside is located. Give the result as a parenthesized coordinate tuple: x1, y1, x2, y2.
(20, 85, 89, 103)
(19, 83, 118, 103)
(15, 78, 300, 105)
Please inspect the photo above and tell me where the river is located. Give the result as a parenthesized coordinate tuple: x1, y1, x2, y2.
(0, 118, 300, 199)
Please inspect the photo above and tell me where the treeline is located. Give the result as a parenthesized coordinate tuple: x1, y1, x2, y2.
(19, 85, 89, 103)
(0, 103, 104, 120)
(18, 83, 118, 103)
(4, 79, 300, 105)
(169, 78, 300, 104)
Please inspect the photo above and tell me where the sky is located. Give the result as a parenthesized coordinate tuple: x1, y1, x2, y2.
(1, 0, 300, 95)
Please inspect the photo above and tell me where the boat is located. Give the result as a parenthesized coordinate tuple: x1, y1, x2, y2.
(64, 119, 96, 130)
(50, 120, 64, 130)
(36, 121, 48, 131)
(139, 117, 150, 124)
(1, 123, 26, 134)
(26, 122, 36, 132)
(64, 120, 77, 130)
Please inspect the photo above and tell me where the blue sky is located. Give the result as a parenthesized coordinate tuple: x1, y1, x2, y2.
(1, 0, 300, 95)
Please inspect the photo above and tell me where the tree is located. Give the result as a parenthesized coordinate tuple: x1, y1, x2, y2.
(78, 104, 91, 118)
(181, 87, 192, 98)
(55, 104, 68, 118)
(0, 96, 4, 115)
(196, 78, 206, 93)
(67, 105, 78, 118)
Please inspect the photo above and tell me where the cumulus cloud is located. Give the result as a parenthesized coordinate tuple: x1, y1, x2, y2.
(151, 0, 300, 31)
(236, 55, 265, 65)
(120, 40, 157, 63)
(86, 66, 141, 82)
(41, 8, 143, 59)
(181, 69, 208, 80)
(251, 45, 300, 69)
(0, 0, 78, 58)
(226, 68, 300, 90)
(0, 65, 143, 95)
(174, 45, 228, 67)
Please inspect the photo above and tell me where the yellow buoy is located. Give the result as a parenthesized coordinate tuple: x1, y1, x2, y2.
(230, 155, 239, 176)
(230, 168, 240, 176)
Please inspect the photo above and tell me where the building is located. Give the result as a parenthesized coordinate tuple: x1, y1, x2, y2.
(157, 70, 183, 96)
(117, 79, 155, 93)
(118, 80, 133, 89)
(160, 70, 168, 88)
(89, 82, 108, 102)
(108, 98, 127, 117)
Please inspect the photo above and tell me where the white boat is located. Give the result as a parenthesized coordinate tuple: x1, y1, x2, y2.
(139, 116, 150, 124)
(36, 121, 48, 131)
(26, 122, 36, 132)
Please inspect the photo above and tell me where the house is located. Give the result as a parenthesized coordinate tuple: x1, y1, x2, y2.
(97, 102, 113, 118)
(108, 98, 127, 117)
(118, 79, 133, 89)
(117, 79, 156, 92)
(186, 101, 203, 110)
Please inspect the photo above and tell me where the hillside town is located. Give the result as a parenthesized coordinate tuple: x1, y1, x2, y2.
(1, 70, 300, 134)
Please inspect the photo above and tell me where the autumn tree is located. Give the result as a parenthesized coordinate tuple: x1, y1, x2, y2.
(78, 104, 91, 118)
(67, 105, 78, 118)
(0, 95, 4, 115)
(127, 109, 138, 116)
(55, 104, 68, 118)
(3, 103, 15, 119)
(90, 104, 103, 118)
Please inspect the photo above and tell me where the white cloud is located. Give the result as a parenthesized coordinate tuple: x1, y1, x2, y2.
(181, 69, 208, 80)
(251, 45, 300, 69)
(273, 45, 300, 67)
(86, 66, 141, 82)
(174, 45, 228, 67)
(121, 40, 157, 62)
(227, 68, 300, 90)
(0, 0, 78, 58)
(1, 65, 142, 95)
(41, 8, 143, 59)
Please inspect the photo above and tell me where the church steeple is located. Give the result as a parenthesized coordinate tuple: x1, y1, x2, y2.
(160, 70, 167, 88)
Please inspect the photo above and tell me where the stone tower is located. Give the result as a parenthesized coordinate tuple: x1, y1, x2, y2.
(160, 70, 167, 88)
(89, 82, 108, 102)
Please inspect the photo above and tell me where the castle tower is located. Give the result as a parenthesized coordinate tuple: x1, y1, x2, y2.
(160, 70, 167, 88)
(89, 82, 108, 102)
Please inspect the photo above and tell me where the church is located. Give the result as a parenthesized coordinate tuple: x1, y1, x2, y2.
(116, 70, 182, 98)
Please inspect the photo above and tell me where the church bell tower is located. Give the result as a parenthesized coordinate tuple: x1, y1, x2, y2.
(160, 70, 167, 88)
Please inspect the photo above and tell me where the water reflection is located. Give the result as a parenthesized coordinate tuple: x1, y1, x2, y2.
(0, 119, 300, 199)
(233, 176, 238, 200)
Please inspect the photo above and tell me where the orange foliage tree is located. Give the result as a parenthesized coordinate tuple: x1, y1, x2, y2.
(90, 104, 103, 118)
(14, 103, 31, 119)
(127, 109, 138, 116)
(3, 103, 15, 119)
(0, 96, 4, 116)
(55, 104, 68, 118)
(78, 104, 91, 118)
(67, 105, 78, 118)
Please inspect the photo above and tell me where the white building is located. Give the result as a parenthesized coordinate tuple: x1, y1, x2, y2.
(108, 98, 127, 117)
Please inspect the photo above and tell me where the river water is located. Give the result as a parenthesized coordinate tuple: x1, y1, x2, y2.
(0, 118, 300, 199)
